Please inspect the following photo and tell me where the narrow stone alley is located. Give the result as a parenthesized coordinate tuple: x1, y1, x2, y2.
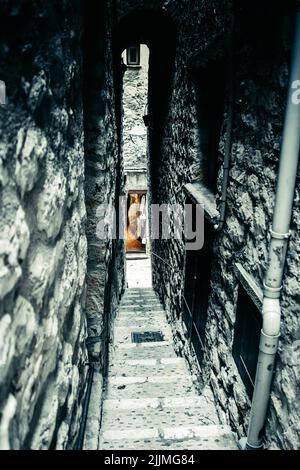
(0, 0, 300, 454)
(98, 286, 236, 450)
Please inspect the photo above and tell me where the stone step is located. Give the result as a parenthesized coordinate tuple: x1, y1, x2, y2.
(119, 305, 163, 312)
(122, 293, 158, 300)
(115, 317, 167, 328)
(117, 310, 165, 318)
(125, 288, 154, 293)
(99, 425, 237, 450)
(123, 293, 156, 299)
(105, 375, 197, 399)
(112, 341, 177, 361)
(101, 403, 217, 431)
(119, 306, 164, 313)
(119, 301, 163, 307)
(117, 308, 165, 317)
(108, 357, 189, 377)
(122, 297, 158, 302)
(100, 436, 236, 450)
(121, 294, 160, 300)
(117, 307, 166, 319)
(116, 340, 171, 349)
(115, 320, 168, 328)
(122, 300, 159, 305)
(121, 295, 160, 302)
(102, 395, 213, 412)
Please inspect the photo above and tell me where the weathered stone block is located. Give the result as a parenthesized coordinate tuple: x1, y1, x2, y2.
(36, 167, 67, 239)
(26, 240, 64, 308)
(0, 394, 17, 450)
(0, 314, 15, 383)
(0, 207, 30, 299)
(15, 128, 48, 196)
(28, 71, 48, 113)
(30, 385, 59, 450)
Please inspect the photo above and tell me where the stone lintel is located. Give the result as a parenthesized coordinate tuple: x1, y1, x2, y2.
(234, 263, 264, 312)
(184, 181, 220, 224)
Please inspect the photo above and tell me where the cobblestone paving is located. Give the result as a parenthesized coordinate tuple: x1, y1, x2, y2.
(99, 288, 237, 450)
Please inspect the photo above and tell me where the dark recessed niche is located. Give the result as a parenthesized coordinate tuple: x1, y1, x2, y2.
(233, 285, 262, 399)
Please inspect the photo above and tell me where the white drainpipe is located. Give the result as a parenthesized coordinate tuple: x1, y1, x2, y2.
(239, 2, 300, 450)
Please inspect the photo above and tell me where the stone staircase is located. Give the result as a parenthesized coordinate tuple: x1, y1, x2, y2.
(99, 288, 237, 450)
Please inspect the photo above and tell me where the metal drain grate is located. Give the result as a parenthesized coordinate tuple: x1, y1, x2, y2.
(131, 331, 164, 343)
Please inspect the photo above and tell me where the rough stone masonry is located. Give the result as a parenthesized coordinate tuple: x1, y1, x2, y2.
(0, 1, 89, 450)
(0, 0, 124, 449)
(142, 0, 300, 450)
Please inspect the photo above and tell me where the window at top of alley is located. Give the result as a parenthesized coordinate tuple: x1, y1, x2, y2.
(126, 45, 141, 66)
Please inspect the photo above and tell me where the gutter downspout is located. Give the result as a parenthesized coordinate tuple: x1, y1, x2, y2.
(239, 4, 300, 450)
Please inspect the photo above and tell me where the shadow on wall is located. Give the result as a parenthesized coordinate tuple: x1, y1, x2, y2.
(83, 0, 125, 365)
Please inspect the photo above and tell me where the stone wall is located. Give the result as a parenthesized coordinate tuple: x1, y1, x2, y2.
(216, 4, 299, 449)
(83, 0, 125, 365)
(0, 0, 124, 450)
(125, 170, 147, 191)
(118, 0, 300, 450)
(0, 1, 88, 449)
(122, 44, 149, 171)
